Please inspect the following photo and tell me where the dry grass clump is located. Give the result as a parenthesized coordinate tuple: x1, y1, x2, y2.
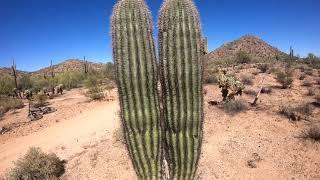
(316, 78, 320, 85)
(204, 73, 218, 84)
(0, 96, 24, 117)
(301, 126, 320, 142)
(302, 80, 313, 87)
(279, 103, 314, 121)
(257, 63, 269, 73)
(240, 74, 254, 85)
(275, 69, 293, 89)
(306, 88, 316, 96)
(244, 89, 257, 96)
(33, 92, 48, 108)
(261, 86, 272, 94)
(8, 147, 65, 180)
(221, 100, 248, 115)
(299, 73, 306, 80)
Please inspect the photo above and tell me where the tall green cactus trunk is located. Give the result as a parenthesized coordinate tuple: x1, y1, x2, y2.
(111, 0, 162, 179)
(159, 0, 204, 179)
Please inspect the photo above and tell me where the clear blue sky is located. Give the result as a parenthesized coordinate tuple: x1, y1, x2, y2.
(1, 0, 319, 71)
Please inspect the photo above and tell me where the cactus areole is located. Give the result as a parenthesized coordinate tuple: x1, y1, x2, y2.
(111, 0, 162, 179)
(159, 0, 204, 179)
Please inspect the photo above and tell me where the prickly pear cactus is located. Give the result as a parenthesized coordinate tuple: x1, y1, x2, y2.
(159, 0, 204, 179)
(111, 0, 162, 179)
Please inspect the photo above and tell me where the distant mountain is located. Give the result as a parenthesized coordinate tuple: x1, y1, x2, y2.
(31, 59, 106, 76)
(0, 67, 28, 77)
(205, 35, 286, 65)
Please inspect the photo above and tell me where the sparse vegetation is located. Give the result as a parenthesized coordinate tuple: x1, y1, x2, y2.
(85, 75, 104, 101)
(299, 73, 306, 80)
(302, 80, 312, 87)
(240, 74, 254, 85)
(0, 74, 15, 95)
(221, 99, 248, 114)
(8, 147, 65, 180)
(244, 89, 257, 96)
(0, 96, 24, 116)
(33, 92, 48, 108)
(306, 88, 316, 96)
(236, 51, 252, 64)
(261, 86, 272, 94)
(302, 126, 320, 142)
(257, 63, 269, 73)
(275, 69, 293, 89)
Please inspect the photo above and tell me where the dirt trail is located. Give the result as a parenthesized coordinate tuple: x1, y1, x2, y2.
(0, 100, 120, 175)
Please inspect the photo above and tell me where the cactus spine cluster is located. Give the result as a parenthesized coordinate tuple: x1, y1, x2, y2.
(159, 0, 203, 179)
(111, 0, 162, 179)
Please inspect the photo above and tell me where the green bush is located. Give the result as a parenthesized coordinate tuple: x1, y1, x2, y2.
(103, 62, 115, 81)
(56, 72, 85, 90)
(8, 147, 65, 180)
(275, 69, 293, 89)
(85, 75, 104, 101)
(18, 74, 34, 91)
(236, 51, 251, 64)
(0, 96, 24, 116)
(0, 74, 15, 95)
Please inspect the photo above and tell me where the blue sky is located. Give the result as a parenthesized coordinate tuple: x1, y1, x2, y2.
(0, 0, 319, 71)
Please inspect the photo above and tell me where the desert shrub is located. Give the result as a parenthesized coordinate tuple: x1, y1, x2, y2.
(305, 69, 314, 76)
(278, 105, 300, 121)
(316, 79, 320, 85)
(244, 89, 257, 96)
(299, 73, 306, 80)
(8, 147, 65, 180)
(257, 63, 269, 73)
(221, 100, 247, 115)
(302, 80, 312, 87)
(0, 74, 15, 95)
(56, 72, 85, 90)
(103, 62, 115, 81)
(302, 126, 320, 142)
(33, 92, 48, 108)
(240, 74, 254, 85)
(236, 51, 251, 64)
(0, 96, 24, 115)
(32, 76, 50, 93)
(204, 73, 217, 84)
(18, 74, 34, 91)
(261, 86, 272, 94)
(275, 69, 293, 89)
(296, 103, 314, 115)
(306, 88, 316, 96)
(85, 75, 104, 101)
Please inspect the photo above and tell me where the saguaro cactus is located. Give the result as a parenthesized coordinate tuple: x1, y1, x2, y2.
(111, 0, 162, 179)
(159, 0, 204, 179)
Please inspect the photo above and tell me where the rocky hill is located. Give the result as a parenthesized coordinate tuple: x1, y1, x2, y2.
(205, 35, 286, 64)
(32, 59, 106, 76)
(0, 67, 28, 77)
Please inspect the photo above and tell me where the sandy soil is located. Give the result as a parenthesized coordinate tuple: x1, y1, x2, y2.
(0, 67, 319, 179)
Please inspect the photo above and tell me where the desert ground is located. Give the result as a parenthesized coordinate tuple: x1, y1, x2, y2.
(0, 65, 320, 179)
